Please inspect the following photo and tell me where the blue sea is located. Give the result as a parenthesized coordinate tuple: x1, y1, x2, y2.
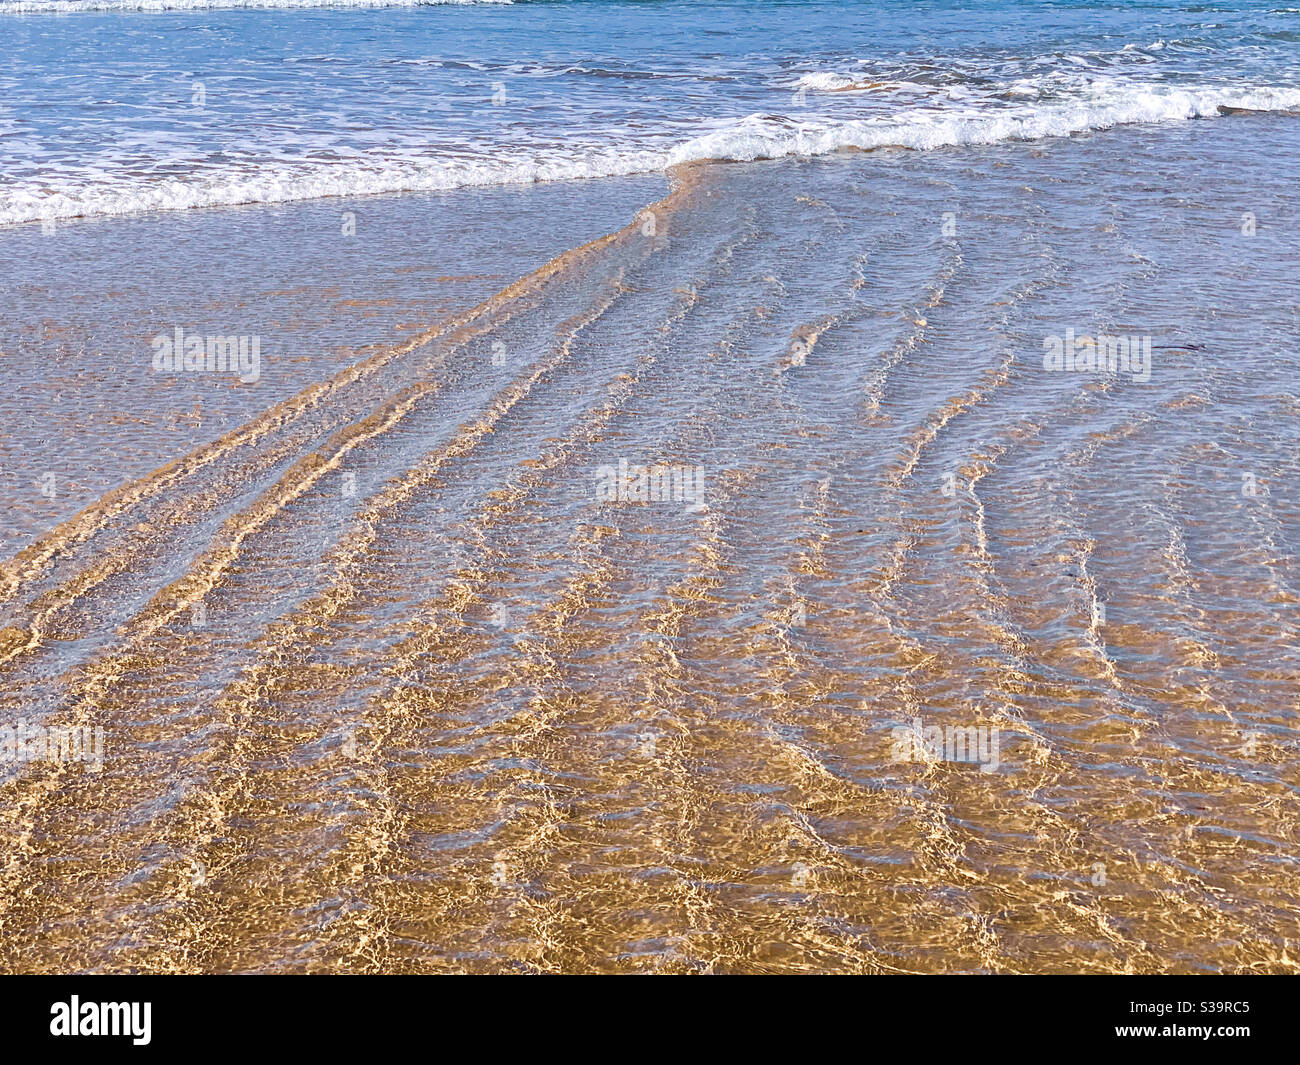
(2, 0, 1300, 224)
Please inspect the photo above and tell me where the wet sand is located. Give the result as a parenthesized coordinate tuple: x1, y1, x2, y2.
(0, 115, 1298, 973)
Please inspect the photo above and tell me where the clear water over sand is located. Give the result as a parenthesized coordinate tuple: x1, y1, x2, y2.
(2, 109, 1298, 971)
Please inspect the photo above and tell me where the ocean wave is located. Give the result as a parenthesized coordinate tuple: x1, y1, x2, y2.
(677, 83, 1300, 161)
(0, 0, 508, 13)
(7, 82, 1300, 226)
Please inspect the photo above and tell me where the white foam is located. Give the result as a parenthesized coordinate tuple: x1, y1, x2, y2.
(7, 81, 1300, 227)
(674, 84, 1300, 164)
(794, 72, 861, 92)
(0, 0, 507, 12)
(793, 72, 934, 96)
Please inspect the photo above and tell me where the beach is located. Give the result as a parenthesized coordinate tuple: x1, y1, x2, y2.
(1, 0, 1298, 975)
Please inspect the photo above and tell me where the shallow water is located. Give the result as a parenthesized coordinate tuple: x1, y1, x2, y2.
(0, 173, 665, 538)
(1, 105, 1297, 971)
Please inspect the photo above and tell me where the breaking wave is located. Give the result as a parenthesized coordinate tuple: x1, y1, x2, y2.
(6, 81, 1300, 226)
